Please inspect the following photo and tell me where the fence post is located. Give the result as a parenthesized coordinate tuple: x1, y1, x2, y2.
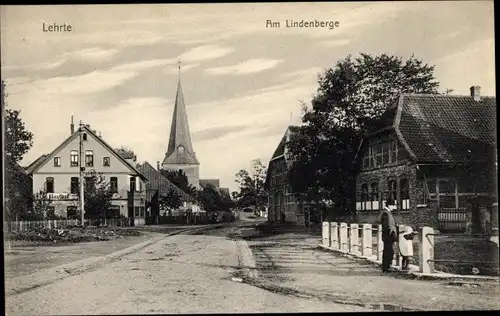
(322, 222, 330, 247)
(376, 224, 383, 263)
(491, 202, 499, 245)
(419, 226, 435, 274)
(330, 222, 339, 250)
(361, 223, 372, 258)
(339, 222, 348, 252)
(349, 223, 359, 255)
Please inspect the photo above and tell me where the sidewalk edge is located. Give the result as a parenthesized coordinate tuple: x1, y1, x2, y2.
(317, 244, 499, 282)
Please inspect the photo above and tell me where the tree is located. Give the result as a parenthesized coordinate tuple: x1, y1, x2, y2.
(197, 184, 221, 213)
(82, 170, 114, 223)
(159, 188, 184, 216)
(232, 159, 268, 211)
(160, 169, 197, 196)
(28, 190, 54, 221)
(3, 80, 34, 221)
(288, 53, 441, 220)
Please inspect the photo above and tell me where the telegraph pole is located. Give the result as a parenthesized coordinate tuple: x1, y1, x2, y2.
(79, 121, 85, 226)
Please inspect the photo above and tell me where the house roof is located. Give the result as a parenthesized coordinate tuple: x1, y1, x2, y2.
(137, 161, 196, 203)
(24, 126, 148, 181)
(24, 154, 49, 173)
(356, 93, 497, 164)
(270, 125, 300, 160)
(265, 125, 300, 190)
(200, 179, 220, 188)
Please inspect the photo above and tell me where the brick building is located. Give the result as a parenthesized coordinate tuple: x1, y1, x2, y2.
(265, 126, 306, 225)
(354, 86, 497, 232)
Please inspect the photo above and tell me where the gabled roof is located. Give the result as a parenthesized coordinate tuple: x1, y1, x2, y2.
(265, 125, 300, 190)
(25, 126, 148, 180)
(270, 125, 300, 161)
(200, 179, 220, 189)
(355, 93, 497, 164)
(24, 154, 49, 174)
(137, 161, 196, 203)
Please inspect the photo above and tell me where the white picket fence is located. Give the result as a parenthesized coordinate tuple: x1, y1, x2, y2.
(321, 222, 435, 274)
(4, 218, 130, 233)
(5, 219, 85, 232)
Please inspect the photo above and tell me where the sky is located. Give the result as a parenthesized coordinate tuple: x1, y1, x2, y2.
(1, 2, 495, 192)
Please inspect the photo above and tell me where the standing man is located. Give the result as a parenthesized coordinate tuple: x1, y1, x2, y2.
(380, 198, 397, 272)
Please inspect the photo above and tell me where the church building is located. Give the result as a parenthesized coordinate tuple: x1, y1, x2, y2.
(161, 65, 200, 189)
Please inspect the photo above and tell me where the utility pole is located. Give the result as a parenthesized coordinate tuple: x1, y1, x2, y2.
(79, 121, 85, 226)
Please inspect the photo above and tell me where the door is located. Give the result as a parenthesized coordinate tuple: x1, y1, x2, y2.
(274, 192, 280, 223)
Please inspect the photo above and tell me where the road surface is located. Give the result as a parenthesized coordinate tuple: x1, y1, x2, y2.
(5, 222, 369, 314)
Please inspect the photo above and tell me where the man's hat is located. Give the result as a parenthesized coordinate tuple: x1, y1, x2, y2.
(386, 198, 396, 206)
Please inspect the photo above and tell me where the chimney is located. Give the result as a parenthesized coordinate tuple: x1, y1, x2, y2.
(70, 115, 75, 135)
(157, 161, 160, 170)
(470, 85, 481, 101)
(98, 131, 102, 138)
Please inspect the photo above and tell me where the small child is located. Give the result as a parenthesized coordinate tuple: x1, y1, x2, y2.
(399, 226, 416, 270)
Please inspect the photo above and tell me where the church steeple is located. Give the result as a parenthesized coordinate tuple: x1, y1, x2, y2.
(164, 60, 199, 165)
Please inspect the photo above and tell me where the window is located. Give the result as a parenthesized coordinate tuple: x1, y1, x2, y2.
(46, 206, 56, 219)
(134, 206, 141, 217)
(82, 133, 87, 141)
(110, 177, 118, 193)
(45, 177, 54, 193)
(54, 157, 61, 167)
(103, 157, 110, 167)
(178, 146, 185, 154)
(375, 144, 383, 167)
(370, 182, 379, 210)
(67, 206, 78, 219)
(400, 178, 409, 210)
(362, 184, 369, 210)
(368, 145, 375, 168)
(129, 176, 136, 192)
(358, 183, 369, 211)
(85, 150, 94, 167)
(387, 179, 397, 204)
(362, 152, 369, 169)
(389, 140, 398, 164)
(382, 143, 390, 165)
(70, 177, 79, 194)
(85, 176, 94, 191)
(137, 179, 143, 192)
(70, 150, 79, 167)
(107, 206, 120, 219)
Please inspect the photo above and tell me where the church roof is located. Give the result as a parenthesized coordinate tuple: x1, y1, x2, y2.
(164, 76, 199, 165)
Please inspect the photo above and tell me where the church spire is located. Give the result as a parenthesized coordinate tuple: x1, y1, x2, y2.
(165, 60, 198, 164)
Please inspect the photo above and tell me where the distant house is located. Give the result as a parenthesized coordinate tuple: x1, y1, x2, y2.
(265, 125, 307, 225)
(24, 119, 148, 226)
(200, 179, 220, 189)
(137, 161, 199, 222)
(354, 86, 497, 233)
